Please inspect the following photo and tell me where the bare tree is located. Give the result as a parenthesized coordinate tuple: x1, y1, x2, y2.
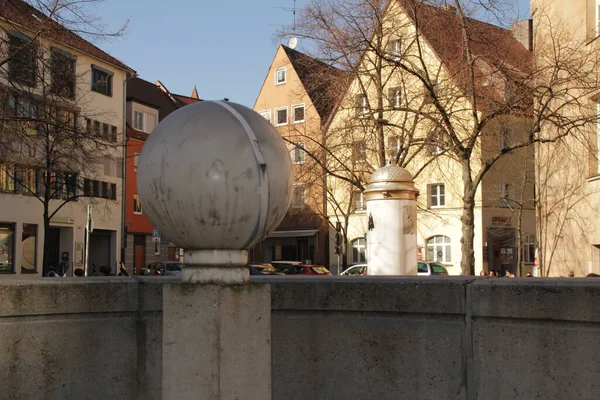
(0, 0, 128, 275)
(278, 0, 599, 275)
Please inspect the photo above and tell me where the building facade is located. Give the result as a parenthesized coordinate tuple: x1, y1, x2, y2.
(0, 0, 135, 276)
(531, 0, 600, 276)
(325, 1, 536, 275)
(252, 45, 342, 266)
(124, 78, 201, 273)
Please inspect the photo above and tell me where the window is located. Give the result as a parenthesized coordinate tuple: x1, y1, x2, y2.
(355, 94, 369, 115)
(499, 183, 513, 208)
(389, 87, 401, 109)
(101, 182, 108, 199)
(352, 238, 367, 263)
(18, 167, 38, 195)
(292, 104, 305, 123)
(275, 107, 288, 126)
(134, 153, 140, 172)
(387, 136, 406, 163)
(523, 235, 536, 264)
(92, 180, 100, 197)
(499, 128, 511, 151)
(21, 224, 37, 273)
(352, 141, 367, 163)
(258, 110, 271, 122)
(133, 194, 143, 214)
(352, 190, 365, 213)
(8, 33, 36, 87)
(64, 173, 77, 200)
(0, 223, 15, 273)
(50, 49, 76, 99)
(110, 183, 116, 200)
(426, 235, 451, 263)
(93, 120, 101, 136)
(111, 126, 118, 143)
(427, 131, 442, 155)
(133, 110, 144, 131)
(428, 184, 445, 208)
(103, 123, 109, 139)
(389, 39, 402, 61)
(291, 184, 306, 208)
(0, 165, 15, 193)
(91, 64, 113, 96)
(290, 142, 306, 164)
(84, 178, 91, 196)
(5, 94, 39, 134)
(275, 67, 286, 85)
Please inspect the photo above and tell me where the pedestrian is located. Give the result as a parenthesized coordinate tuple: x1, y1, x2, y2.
(567, 271, 575, 277)
(489, 270, 496, 277)
(526, 272, 533, 277)
(586, 273, 600, 277)
(505, 270, 515, 278)
(480, 270, 488, 276)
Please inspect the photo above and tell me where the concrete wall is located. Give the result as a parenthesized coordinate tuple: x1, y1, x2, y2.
(2, 277, 600, 399)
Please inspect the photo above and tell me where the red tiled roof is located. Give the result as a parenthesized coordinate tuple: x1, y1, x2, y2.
(172, 94, 202, 106)
(400, 0, 531, 109)
(0, 0, 134, 72)
(282, 45, 348, 123)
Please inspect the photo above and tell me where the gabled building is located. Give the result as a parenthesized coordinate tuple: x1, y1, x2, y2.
(0, 0, 135, 276)
(125, 78, 200, 274)
(252, 44, 343, 266)
(325, 0, 535, 275)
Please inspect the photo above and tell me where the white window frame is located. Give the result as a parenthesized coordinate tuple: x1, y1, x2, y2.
(133, 110, 144, 131)
(352, 190, 365, 213)
(390, 39, 402, 61)
(352, 237, 367, 263)
(356, 94, 369, 115)
(499, 183, 512, 208)
(523, 235, 537, 264)
(275, 67, 286, 85)
(426, 235, 451, 263)
(292, 104, 305, 124)
(428, 183, 446, 208)
(291, 184, 306, 208)
(258, 110, 271, 122)
(389, 87, 401, 109)
(133, 153, 140, 173)
(291, 142, 306, 164)
(133, 194, 143, 215)
(275, 107, 288, 126)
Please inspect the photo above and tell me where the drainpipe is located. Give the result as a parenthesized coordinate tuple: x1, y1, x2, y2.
(121, 71, 137, 273)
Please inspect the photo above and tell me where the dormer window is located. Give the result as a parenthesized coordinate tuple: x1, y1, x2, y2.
(275, 67, 286, 85)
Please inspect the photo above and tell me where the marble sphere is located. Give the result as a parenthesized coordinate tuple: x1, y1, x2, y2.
(137, 101, 293, 250)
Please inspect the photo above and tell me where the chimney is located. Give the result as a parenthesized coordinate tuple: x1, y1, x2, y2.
(510, 19, 533, 51)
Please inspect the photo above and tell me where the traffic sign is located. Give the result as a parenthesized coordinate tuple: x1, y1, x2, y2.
(152, 229, 160, 243)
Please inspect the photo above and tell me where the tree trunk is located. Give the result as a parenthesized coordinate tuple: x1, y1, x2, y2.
(460, 159, 476, 275)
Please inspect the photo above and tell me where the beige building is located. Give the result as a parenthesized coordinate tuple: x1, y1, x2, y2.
(326, 1, 536, 275)
(531, 0, 600, 276)
(0, 0, 134, 276)
(253, 44, 342, 266)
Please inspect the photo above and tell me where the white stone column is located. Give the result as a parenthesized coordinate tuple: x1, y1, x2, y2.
(364, 165, 419, 275)
(137, 101, 293, 400)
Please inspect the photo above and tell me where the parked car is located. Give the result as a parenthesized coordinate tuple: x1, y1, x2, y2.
(247, 264, 283, 276)
(417, 261, 449, 276)
(165, 261, 185, 276)
(340, 264, 368, 276)
(272, 262, 332, 276)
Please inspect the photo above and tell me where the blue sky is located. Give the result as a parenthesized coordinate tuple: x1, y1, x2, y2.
(96, 0, 531, 108)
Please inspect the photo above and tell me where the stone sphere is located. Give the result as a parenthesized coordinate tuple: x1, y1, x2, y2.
(137, 101, 293, 250)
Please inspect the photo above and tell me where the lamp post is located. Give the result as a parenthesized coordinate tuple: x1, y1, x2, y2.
(137, 101, 292, 399)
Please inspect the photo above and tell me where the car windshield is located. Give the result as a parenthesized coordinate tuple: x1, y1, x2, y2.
(417, 262, 428, 273)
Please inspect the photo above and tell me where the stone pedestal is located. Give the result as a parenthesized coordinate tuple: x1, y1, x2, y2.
(162, 282, 271, 400)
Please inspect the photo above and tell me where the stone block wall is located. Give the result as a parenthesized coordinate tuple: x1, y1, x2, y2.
(1, 276, 600, 399)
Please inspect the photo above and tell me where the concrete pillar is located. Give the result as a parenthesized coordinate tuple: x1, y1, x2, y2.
(364, 165, 419, 275)
(137, 101, 293, 399)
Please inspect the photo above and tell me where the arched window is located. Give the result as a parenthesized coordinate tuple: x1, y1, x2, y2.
(426, 235, 451, 263)
(351, 238, 367, 263)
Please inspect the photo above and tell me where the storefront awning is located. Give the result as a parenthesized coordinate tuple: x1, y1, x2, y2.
(267, 229, 318, 238)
